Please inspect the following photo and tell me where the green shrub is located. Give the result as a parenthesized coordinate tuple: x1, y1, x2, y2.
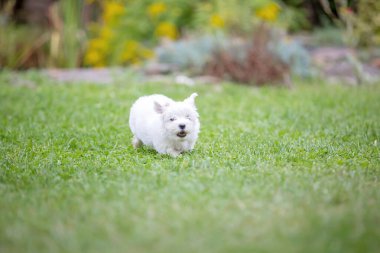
(355, 0, 380, 47)
(0, 0, 85, 69)
(155, 30, 312, 79)
(84, 0, 295, 67)
(155, 34, 226, 74)
(84, 0, 199, 67)
(0, 25, 49, 69)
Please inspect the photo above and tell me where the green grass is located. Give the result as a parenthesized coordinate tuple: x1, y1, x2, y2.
(1, 72, 379, 253)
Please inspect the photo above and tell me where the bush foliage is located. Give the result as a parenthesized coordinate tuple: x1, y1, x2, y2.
(84, 0, 286, 67)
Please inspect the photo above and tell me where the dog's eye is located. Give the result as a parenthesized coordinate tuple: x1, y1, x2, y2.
(169, 117, 175, 121)
(186, 115, 191, 119)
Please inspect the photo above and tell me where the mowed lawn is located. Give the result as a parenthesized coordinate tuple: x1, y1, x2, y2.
(0, 72, 379, 253)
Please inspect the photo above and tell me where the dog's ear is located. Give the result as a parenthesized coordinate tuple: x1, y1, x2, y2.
(155, 101, 171, 114)
(184, 93, 198, 107)
(154, 101, 165, 114)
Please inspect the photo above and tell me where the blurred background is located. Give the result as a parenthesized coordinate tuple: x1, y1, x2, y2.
(0, 0, 379, 85)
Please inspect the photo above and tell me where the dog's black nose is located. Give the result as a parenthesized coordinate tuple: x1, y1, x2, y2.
(179, 124, 186, 130)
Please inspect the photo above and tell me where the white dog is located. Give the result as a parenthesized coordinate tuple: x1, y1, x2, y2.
(129, 93, 200, 157)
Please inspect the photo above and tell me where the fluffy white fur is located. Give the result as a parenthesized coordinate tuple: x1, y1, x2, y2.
(129, 93, 200, 157)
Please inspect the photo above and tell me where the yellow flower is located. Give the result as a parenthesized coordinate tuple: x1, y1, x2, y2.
(84, 50, 103, 66)
(155, 22, 178, 40)
(147, 2, 166, 18)
(85, 37, 109, 66)
(209, 14, 225, 28)
(121, 40, 139, 62)
(255, 2, 280, 22)
(88, 38, 109, 52)
(99, 26, 114, 40)
(121, 40, 155, 64)
(103, 1, 125, 24)
(140, 48, 154, 59)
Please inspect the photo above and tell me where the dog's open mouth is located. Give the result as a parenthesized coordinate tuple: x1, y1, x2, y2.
(177, 131, 187, 138)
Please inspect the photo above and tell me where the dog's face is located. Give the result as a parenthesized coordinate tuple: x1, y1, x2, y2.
(154, 93, 199, 139)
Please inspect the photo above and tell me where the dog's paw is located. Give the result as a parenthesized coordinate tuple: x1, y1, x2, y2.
(166, 148, 181, 157)
(132, 136, 142, 148)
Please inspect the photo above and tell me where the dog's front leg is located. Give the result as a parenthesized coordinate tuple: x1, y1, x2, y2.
(153, 141, 181, 157)
(166, 147, 181, 157)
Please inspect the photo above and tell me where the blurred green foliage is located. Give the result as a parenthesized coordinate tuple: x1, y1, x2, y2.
(0, 25, 49, 69)
(0, 0, 315, 69)
(84, 0, 289, 67)
(1, 0, 378, 70)
(155, 32, 312, 79)
(57, 0, 85, 68)
(0, 0, 85, 69)
(310, 27, 345, 46)
(355, 0, 380, 47)
(279, 0, 310, 31)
